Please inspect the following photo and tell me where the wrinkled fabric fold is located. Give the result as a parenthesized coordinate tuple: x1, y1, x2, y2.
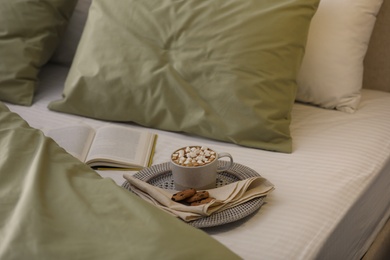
(0, 102, 241, 260)
(123, 173, 274, 222)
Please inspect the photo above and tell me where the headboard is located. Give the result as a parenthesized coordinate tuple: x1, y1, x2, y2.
(363, 0, 390, 92)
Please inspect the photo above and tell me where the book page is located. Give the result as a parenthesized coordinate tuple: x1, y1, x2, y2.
(46, 124, 95, 162)
(86, 125, 153, 168)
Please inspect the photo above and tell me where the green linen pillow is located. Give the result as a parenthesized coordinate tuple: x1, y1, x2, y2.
(49, 0, 320, 153)
(0, 0, 77, 106)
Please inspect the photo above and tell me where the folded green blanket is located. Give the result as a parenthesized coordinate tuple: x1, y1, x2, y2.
(0, 102, 239, 260)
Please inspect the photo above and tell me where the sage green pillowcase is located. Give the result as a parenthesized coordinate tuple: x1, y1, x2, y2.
(49, 0, 320, 153)
(0, 0, 77, 106)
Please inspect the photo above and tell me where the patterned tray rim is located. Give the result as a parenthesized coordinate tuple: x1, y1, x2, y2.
(122, 161, 266, 228)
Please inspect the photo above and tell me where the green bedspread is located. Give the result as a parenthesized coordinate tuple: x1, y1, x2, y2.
(0, 102, 240, 260)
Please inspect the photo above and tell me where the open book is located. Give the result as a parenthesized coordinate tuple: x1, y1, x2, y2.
(46, 124, 157, 170)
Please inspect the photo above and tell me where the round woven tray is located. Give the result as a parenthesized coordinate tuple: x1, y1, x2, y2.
(121, 161, 266, 228)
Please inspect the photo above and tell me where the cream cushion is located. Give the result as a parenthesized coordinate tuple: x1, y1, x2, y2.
(296, 0, 383, 113)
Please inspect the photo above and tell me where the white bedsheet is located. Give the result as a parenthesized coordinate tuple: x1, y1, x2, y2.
(6, 63, 390, 259)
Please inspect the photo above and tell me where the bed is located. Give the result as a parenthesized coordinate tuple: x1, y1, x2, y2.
(1, 0, 390, 259)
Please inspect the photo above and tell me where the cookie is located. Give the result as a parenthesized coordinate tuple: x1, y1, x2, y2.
(186, 191, 210, 203)
(171, 188, 197, 202)
(190, 197, 215, 206)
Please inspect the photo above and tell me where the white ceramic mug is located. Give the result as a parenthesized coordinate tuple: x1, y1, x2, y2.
(170, 146, 233, 190)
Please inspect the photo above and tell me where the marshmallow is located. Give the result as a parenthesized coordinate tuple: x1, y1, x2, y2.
(172, 146, 216, 167)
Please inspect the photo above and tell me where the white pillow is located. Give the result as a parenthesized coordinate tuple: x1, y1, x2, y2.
(296, 0, 383, 113)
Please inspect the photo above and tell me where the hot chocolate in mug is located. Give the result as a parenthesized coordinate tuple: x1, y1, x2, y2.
(170, 146, 233, 190)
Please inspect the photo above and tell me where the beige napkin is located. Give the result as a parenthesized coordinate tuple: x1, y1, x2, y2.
(123, 173, 274, 222)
